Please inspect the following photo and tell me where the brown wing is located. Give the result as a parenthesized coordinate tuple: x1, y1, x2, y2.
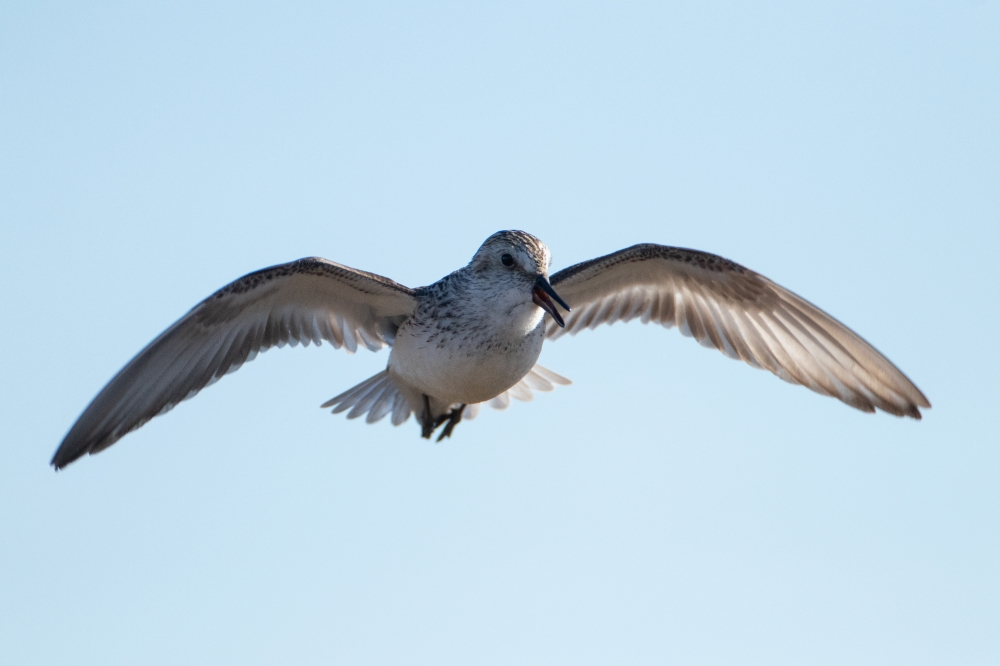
(52, 257, 418, 468)
(547, 244, 929, 419)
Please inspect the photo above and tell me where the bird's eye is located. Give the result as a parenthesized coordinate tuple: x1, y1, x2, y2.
(501, 253, 515, 267)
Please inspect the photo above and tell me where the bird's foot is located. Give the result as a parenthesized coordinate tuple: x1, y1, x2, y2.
(436, 405, 465, 442)
(420, 395, 466, 441)
(420, 395, 444, 438)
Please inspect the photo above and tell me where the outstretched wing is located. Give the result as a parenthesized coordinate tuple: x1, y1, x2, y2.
(546, 244, 929, 419)
(53, 258, 418, 468)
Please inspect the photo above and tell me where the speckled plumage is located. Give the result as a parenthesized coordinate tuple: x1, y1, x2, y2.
(52, 231, 929, 469)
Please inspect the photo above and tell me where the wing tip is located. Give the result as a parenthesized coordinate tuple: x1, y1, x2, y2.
(51, 428, 124, 471)
(50, 447, 81, 471)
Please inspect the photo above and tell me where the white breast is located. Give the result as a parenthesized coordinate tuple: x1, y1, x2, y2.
(388, 304, 546, 404)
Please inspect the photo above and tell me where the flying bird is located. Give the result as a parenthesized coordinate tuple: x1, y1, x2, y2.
(52, 231, 930, 469)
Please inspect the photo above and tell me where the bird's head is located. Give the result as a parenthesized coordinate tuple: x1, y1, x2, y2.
(469, 230, 570, 327)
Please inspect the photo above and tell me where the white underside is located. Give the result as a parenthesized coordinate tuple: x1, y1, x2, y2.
(321, 298, 568, 425)
(387, 303, 547, 405)
(321, 363, 571, 426)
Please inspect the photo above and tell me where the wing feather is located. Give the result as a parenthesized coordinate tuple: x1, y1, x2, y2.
(547, 244, 929, 418)
(53, 257, 417, 468)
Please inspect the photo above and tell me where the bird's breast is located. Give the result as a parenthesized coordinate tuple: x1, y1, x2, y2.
(388, 311, 545, 404)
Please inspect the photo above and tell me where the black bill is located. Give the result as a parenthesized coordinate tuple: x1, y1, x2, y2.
(532, 275, 570, 328)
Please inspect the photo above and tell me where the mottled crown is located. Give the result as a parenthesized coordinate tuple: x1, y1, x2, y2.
(477, 230, 551, 272)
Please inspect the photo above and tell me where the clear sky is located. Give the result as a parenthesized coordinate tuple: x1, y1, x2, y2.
(2, 2, 998, 664)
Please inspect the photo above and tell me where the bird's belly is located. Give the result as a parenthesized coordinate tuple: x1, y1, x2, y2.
(388, 326, 543, 404)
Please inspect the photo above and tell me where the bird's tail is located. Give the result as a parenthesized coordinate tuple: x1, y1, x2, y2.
(460, 364, 571, 420)
(320, 364, 571, 427)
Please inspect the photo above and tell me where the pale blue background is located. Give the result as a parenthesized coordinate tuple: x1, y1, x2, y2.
(2, 2, 998, 664)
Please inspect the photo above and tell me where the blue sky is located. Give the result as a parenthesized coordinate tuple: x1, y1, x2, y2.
(2, 2, 998, 664)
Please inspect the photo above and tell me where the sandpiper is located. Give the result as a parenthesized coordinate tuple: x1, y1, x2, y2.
(51, 230, 929, 469)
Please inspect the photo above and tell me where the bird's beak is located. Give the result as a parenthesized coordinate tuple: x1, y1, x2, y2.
(532, 275, 571, 328)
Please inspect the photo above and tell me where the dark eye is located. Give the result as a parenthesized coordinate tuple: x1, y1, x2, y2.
(500, 253, 515, 267)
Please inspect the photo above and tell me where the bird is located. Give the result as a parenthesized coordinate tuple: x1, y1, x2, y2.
(51, 230, 930, 469)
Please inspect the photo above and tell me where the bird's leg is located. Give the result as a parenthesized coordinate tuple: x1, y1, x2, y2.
(436, 404, 466, 442)
(421, 394, 450, 439)
(421, 395, 434, 439)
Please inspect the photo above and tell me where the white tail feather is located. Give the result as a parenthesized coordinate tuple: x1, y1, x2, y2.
(469, 364, 570, 418)
(321, 364, 570, 427)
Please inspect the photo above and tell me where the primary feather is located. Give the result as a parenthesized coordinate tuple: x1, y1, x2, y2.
(546, 244, 929, 418)
(52, 258, 417, 469)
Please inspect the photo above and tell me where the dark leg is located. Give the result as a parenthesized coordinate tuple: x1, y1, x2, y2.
(421, 394, 449, 439)
(421, 395, 433, 438)
(436, 404, 466, 442)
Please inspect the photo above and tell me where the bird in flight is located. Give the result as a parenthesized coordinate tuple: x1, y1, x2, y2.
(52, 231, 929, 469)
